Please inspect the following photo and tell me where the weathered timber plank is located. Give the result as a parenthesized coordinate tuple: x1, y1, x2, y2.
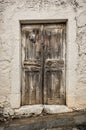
(21, 25, 43, 105)
(44, 24, 65, 105)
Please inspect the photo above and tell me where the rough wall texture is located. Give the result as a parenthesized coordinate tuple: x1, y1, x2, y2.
(0, 0, 86, 118)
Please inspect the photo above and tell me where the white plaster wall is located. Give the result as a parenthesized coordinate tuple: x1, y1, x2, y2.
(0, 0, 86, 116)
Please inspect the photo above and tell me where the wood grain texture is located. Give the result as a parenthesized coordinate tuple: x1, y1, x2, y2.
(21, 25, 43, 105)
(21, 24, 66, 105)
(44, 25, 66, 104)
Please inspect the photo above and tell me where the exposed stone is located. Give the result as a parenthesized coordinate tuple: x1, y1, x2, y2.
(44, 105, 73, 114)
(0, 96, 6, 108)
(69, 0, 80, 11)
(3, 107, 14, 117)
(15, 105, 43, 117)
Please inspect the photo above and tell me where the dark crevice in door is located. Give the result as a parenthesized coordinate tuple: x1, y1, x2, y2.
(41, 29, 45, 104)
(41, 45, 45, 104)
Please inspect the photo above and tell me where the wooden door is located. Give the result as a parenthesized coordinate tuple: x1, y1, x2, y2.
(21, 25, 43, 105)
(43, 24, 66, 104)
(21, 24, 66, 105)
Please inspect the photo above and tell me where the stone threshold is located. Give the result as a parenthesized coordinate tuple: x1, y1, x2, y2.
(14, 105, 73, 118)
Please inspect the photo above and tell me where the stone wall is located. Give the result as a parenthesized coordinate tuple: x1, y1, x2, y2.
(0, 0, 86, 118)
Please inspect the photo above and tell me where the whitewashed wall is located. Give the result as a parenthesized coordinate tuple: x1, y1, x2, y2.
(0, 0, 86, 117)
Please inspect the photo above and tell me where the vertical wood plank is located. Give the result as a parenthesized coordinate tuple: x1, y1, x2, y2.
(21, 25, 42, 105)
(44, 24, 66, 105)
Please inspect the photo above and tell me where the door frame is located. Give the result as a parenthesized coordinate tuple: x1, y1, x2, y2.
(10, 16, 77, 113)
